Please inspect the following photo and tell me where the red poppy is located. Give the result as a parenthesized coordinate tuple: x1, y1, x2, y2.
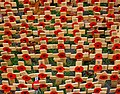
(89, 22, 97, 28)
(110, 75, 119, 80)
(54, 22, 62, 28)
(21, 91, 29, 94)
(115, 88, 120, 94)
(9, 16, 16, 22)
(58, 52, 66, 58)
(106, 22, 114, 28)
(38, 22, 45, 28)
(58, 37, 66, 41)
(3, 47, 11, 53)
(73, 30, 79, 36)
(58, 0, 65, 4)
(85, 83, 94, 88)
(94, 42, 102, 48)
(92, 29, 99, 36)
(4, 2, 12, 8)
(60, 16, 67, 22)
(107, 14, 115, 18)
(54, 30, 62, 36)
(0, 66, 7, 72)
(95, 53, 102, 59)
(39, 37, 48, 43)
(76, 45, 83, 49)
(22, 75, 31, 81)
(93, 6, 101, 12)
(111, 36, 119, 43)
(22, 54, 31, 61)
(76, 0, 83, 3)
(39, 84, 47, 88)
(60, 7, 67, 12)
(2, 55, 11, 60)
(77, 16, 83, 22)
(23, 0, 30, 4)
(56, 66, 65, 72)
(75, 53, 83, 59)
(50, 91, 58, 94)
(18, 84, 27, 88)
(38, 30, 44, 35)
(94, 16, 101, 21)
(112, 43, 120, 50)
(109, 30, 116, 36)
(40, 53, 48, 59)
(94, 88, 102, 93)
(108, 0, 116, 2)
(44, 6, 51, 11)
(58, 44, 65, 49)
(91, 0, 99, 4)
(5, 9, 13, 14)
(77, 7, 84, 12)
(3, 39, 11, 45)
(32, 80, 40, 90)
(72, 22, 78, 28)
(74, 37, 81, 44)
(74, 66, 84, 72)
(74, 77, 83, 82)
(2, 85, 11, 93)
(21, 46, 29, 51)
(93, 65, 102, 72)
(17, 65, 26, 71)
(92, 38, 95, 43)
(24, 8, 30, 13)
(65, 84, 74, 89)
(99, 75, 108, 80)
(112, 54, 120, 60)
(20, 37, 29, 43)
(41, 0, 47, 5)
(73, 93, 80, 94)
(21, 23, 29, 28)
(44, 15, 52, 21)
(27, 15, 35, 20)
(56, 74, 64, 78)
(4, 23, 12, 28)
(38, 63, 47, 69)
(4, 30, 12, 36)
(40, 45, 47, 50)
(7, 73, 16, 80)
(20, 30, 28, 34)
(38, 73, 47, 79)
(113, 64, 120, 71)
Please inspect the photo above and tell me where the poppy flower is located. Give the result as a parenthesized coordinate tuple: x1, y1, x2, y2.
(40, 0, 47, 5)
(3, 47, 11, 53)
(50, 91, 58, 94)
(4, 30, 12, 36)
(110, 75, 119, 80)
(111, 36, 119, 43)
(107, 14, 115, 18)
(24, 8, 30, 13)
(76, 45, 83, 49)
(39, 37, 48, 43)
(6, 9, 13, 14)
(72, 22, 78, 28)
(22, 75, 31, 81)
(22, 54, 31, 60)
(89, 22, 97, 28)
(109, 30, 116, 36)
(44, 15, 52, 21)
(21, 91, 29, 94)
(93, 6, 101, 12)
(39, 84, 47, 88)
(106, 22, 114, 28)
(0, 66, 7, 72)
(20, 30, 28, 34)
(94, 42, 102, 48)
(4, 23, 12, 28)
(77, 16, 83, 22)
(93, 65, 102, 72)
(95, 53, 102, 59)
(91, 0, 99, 4)
(92, 29, 99, 36)
(38, 22, 45, 28)
(94, 16, 101, 21)
(9, 16, 16, 22)
(2, 85, 11, 93)
(4, 2, 12, 8)
(60, 16, 67, 22)
(20, 37, 29, 43)
(54, 30, 62, 36)
(74, 37, 81, 44)
(56, 66, 65, 72)
(60, 7, 67, 12)
(75, 53, 83, 59)
(38, 63, 47, 69)
(32, 80, 40, 90)
(94, 88, 102, 93)
(56, 74, 64, 78)
(58, 52, 66, 58)
(27, 15, 35, 20)
(115, 88, 120, 94)
(92, 38, 95, 43)
(99, 75, 108, 80)
(40, 53, 48, 59)
(44, 6, 51, 11)
(65, 84, 74, 89)
(112, 43, 120, 50)
(58, 0, 65, 4)
(85, 83, 94, 88)
(54, 22, 62, 28)
(21, 23, 29, 28)
(108, 0, 116, 2)
(58, 44, 65, 49)
(21, 46, 29, 51)
(23, 0, 30, 4)
(74, 66, 84, 72)
(2, 55, 11, 60)
(18, 84, 27, 88)
(112, 54, 120, 60)
(7, 73, 16, 80)
(74, 77, 83, 82)
(38, 30, 44, 35)
(73, 93, 80, 94)
(40, 45, 47, 50)
(17, 65, 26, 71)
(38, 73, 47, 79)
(3, 39, 11, 45)
(113, 64, 120, 71)
(77, 7, 84, 12)
(58, 37, 66, 42)
(76, 0, 83, 3)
